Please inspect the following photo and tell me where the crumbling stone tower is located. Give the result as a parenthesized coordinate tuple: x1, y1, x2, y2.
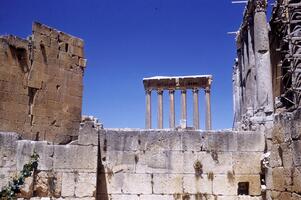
(0, 22, 86, 144)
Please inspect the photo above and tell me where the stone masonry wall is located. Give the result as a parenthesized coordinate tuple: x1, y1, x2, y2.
(98, 129, 265, 200)
(265, 108, 301, 200)
(0, 123, 265, 200)
(0, 121, 98, 200)
(0, 22, 86, 144)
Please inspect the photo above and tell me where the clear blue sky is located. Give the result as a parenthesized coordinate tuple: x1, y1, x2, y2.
(0, 0, 265, 129)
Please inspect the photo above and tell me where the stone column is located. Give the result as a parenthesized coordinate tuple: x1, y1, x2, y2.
(145, 89, 152, 129)
(254, 0, 273, 113)
(157, 89, 163, 129)
(205, 86, 212, 130)
(180, 89, 187, 128)
(192, 88, 199, 129)
(169, 89, 175, 128)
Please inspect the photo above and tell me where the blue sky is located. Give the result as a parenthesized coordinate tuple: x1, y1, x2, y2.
(0, 0, 261, 129)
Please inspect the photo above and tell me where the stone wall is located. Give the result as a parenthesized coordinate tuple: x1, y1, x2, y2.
(0, 121, 98, 200)
(0, 22, 86, 144)
(0, 123, 265, 200)
(98, 129, 265, 200)
(265, 108, 301, 200)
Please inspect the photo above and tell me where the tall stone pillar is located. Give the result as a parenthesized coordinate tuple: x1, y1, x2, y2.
(192, 88, 199, 129)
(254, 0, 273, 113)
(205, 86, 212, 130)
(180, 89, 187, 128)
(157, 89, 163, 129)
(145, 89, 152, 129)
(169, 89, 175, 128)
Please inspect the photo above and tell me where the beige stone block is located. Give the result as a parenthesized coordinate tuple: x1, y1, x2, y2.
(109, 194, 139, 200)
(213, 175, 236, 195)
(293, 167, 301, 193)
(233, 152, 261, 174)
(139, 195, 174, 200)
(272, 167, 292, 191)
(292, 193, 301, 200)
(100, 173, 151, 195)
(183, 174, 212, 194)
(61, 172, 75, 197)
(135, 150, 168, 174)
(153, 174, 183, 194)
(104, 151, 135, 173)
(75, 172, 96, 197)
(269, 144, 282, 168)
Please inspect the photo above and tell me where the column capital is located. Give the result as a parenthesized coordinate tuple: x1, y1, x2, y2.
(181, 89, 187, 94)
(169, 89, 175, 94)
(254, 0, 267, 13)
(145, 89, 152, 94)
(205, 86, 211, 93)
(192, 88, 199, 93)
(157, 89, 163, 95)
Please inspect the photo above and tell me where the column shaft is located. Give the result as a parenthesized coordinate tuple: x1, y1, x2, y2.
(181, 90, 187, 128)
(254, 1, 273, 113)
(157, 90, 163, 129)
(169, 90, 175, 128)
(205, 87, 212, 130)
(193, 88, 199, 129)
(145, 90, 152, 129)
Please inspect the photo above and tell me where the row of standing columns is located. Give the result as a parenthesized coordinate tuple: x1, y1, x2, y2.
(145, 88, 211, 130)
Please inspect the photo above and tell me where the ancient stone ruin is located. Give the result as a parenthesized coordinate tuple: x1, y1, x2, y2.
(0, 0, 301, 200)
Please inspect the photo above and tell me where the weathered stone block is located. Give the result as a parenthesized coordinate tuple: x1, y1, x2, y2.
(233, 152, 261, 174)
(104, 150, 135, 173)
(207, 132, 238, 152)
(271, 167, 292, 191)
(153, 174, 183, 194)
(135, 150, 168, 174)
(61, 172, 75, 197)
(78, 121, 98, 146)
(213, 175, 236, 195)
(292, 167, 301, 193)
(75, 173, 96, 197)
(293, 140, 301, 166)
(104, 130, 139, 151)
(16, 140, 54, 171)
(182, 174, 213, 194)
(237, 132, 265, 152)
(269, 144, 282, 168)
(53, 145, 97, 170)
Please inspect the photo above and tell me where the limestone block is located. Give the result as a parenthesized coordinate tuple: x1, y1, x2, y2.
(75, 172, 96, 197)
(153, 174, 183, 194)
(78, 121, 98, 146)
(165, 151, 184, 173)
(104, 150, 135, 173)
(69, 45, 84, 57)
(19, 176, 33, 199)
(108, 194, 139, 200)
(135, 150, 168, 174)
(292, 193, 301, 200)
(61, 172, 75, 197)
(237, 132, 265, 152)
(16, 140, 54, 171)
(292, 167, 301, 193)
(53, 145, 97, 170)
(0, 168, 16, 189)
(182, 151, 233, 174)
(0, 132, 19, 168)
(269, 144, 282, 168)
(182, 131, 205, 151)
(293, 140, 301, 166)
(213, 175, 236, 195)
(101, 173, 152, 195)
(138, 130, 182, 151)
(104, 130, 139, 151)
(233, 152, 261, 174)
(139, 195, 174, 200)
(182, 174, 213, 194)
(207, 132, 238, 152)
(271, 167, 292, 191)
(280, 142, 293, 169)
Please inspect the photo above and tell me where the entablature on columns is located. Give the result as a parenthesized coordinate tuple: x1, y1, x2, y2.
(143, 75, 212, 91)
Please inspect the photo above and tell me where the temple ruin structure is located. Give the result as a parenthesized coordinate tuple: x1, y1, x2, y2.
(143, 75, 212, 130)
(0, 0, 301, 199)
